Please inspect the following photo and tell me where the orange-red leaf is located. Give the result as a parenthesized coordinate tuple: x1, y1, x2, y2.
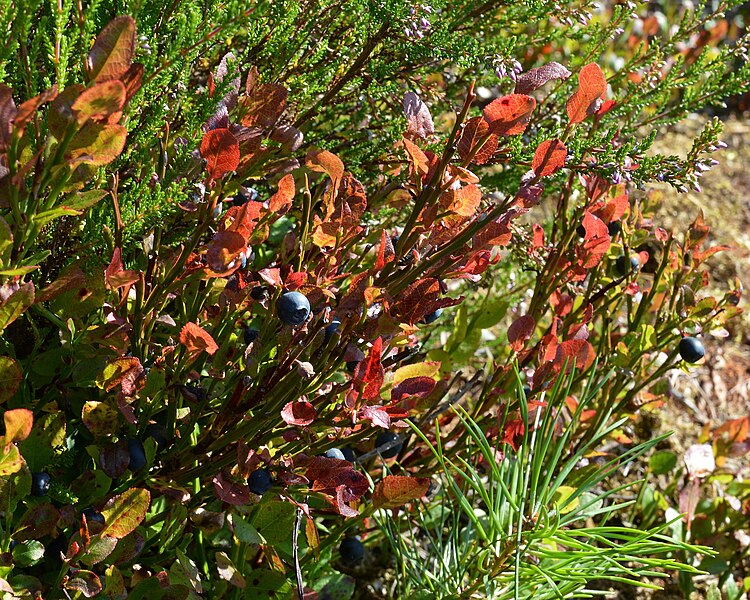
(443, 184, 481, 218)
(373, 475, 430, 509)
(483, 94, 536, 136)
(532, 139, 567, 177)
(240, 82, 287, 128)
(355, 337, 384, 401)
(402, 137, 429, 177)
(268, 173, 295, 213)
(508, 315, 535, 352)
(566, 63, 607, 124)
(105, 248, 139, 291)
(4, 408, 33, 444)
(179, 322, 219, 362)
(457, 117, 498, 165)
(200, 128, 240, 180)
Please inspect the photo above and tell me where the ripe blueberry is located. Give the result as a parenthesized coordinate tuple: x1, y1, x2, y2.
(339, 537, 365, 566)
(127, 438, 147, 471)
(614, 255, 639, 276)
(576, 224, 586, 238)
(277, 291, 311, 326)
(679, 337, 705, 363)
(145, 423, 169, 452)
(30, 472, 51, 497)
(341, 447, 356, 462)
(250, 286, 268, 301)
(83, 508, 105, 525)
(607, 221, 622, 236)
(375, 431, 403, 459)
(324, 448, 346, 460)
(346, 360, 359, 373)
(244, 327, 260, 344)
(324, 320, 341, 343)
(248, 468, 273, 495)
(423, 309, 442, 324)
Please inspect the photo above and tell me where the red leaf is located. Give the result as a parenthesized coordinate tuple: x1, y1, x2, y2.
(514, 62, 572, 95)
(105, 247, 139, 291)
(554, 339, 596, 371)
(360, 405, 390, 429)
(355, 338, 384, 401)
(200, 128, 240, 180)
(502, 418, 525, 451)
(566, 63, 607, 124)
(373, 475, 430, 509)
(374, 230, 395, 272)
(595, 193, 629, 223)
(258, 267, 282, 286)
(508, 315, 535, 352)
(457, 116, 498, 165)
(306, 148, 344, 185)
(120, 63, 144, 102)
(268, 173, 295, 213)
(179, 322, 219, 362)
(306, 457, 369, 501)
(532, 139, 567, 177)
(483, 94, 536, 136)
(393, 278, 462, 325)
(284, 271, 308, 290)
(442, 184, 481, 217)
(391, 377, 436, 402)
(281, 400, 316, 427)
(532, 223, 545, 249)
(579, 211, 610, 268)
(213, 471, 249, 506)
(206, 231, 246, 273)
(402, 137, 429, 177)
(240, 82, 287, 128)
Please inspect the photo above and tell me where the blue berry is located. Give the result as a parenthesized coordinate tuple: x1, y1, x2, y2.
(250, 286, 268, 301)
(423, 309, 442, 324)
(277, 291, 311, 326)
(375, 431, 403, 459)
(83, 508, 105, 525)
(244, 327, 260, 345)
(248, 468, 273, 495)
(607, 221, 621, 236)
(324, 320, 341, 343)
(341, 447, 356, 462)
(144, 423, 169, 452)
(614, 255, 639, 276)
(127, 438, 147, 471)
(31, 472, 51, 497)
(339, 537, 365, 566)
(324, 448, 346, 460)
(679, 337, 705, 363)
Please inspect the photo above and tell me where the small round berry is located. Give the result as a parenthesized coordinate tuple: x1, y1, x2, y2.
(83, 508, 105, 525)
(679, 337, 705, 363)
(423, 309, 442, 324)
(614, 255, 639, 276)
(576, 224, 586, 238)
(375, 431, 403, 459)
(144, 423, 169, 452)
(277, 292, 311, 326)
(324, 448, 346, 460)
(607, 221, 622, 236)
(324, 320, 341, 343)
(339, 537, 365, 566)
(250, 286, 268, 301)
(341, 447, 356, 462)
(248, 468, 273, 495)
(31, 472, 51, 497)
(244, 327, 260, 345)
(127, 438, 147, 471)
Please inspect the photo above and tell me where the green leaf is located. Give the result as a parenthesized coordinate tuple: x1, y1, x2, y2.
(32, 207, 80, 227)
(0, 444, 24, 476)
(12, 540, 44, 566)
(0, 217, 12, 264)
(67, 123, 127, 167)
(19, 412, 66, 472)
(242, 569, 291, 598)
(550, 485, 580, 514)
(101, 488, 150, 539)
(471, 297, 509, 330)
(0, 465, 30, 513)
(64, 189, 108, 212)
(250, 501, 297, 555)
(650, 450, 677, 475)
(82, 401, 119, 436)
(0, 282, 34, 333)
(231, 513, 263, 544)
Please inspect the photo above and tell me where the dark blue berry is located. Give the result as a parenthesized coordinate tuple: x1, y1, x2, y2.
(144, 423, 169, 452)
(375, 431, 403, 459)
(277, 291, 311, 326)
(324, 320, 341, 343)
(244, 327, 260, 345)
(576, 224, 586, 238)
(250, 286, 268, 301)
(346, 360, 359, 373)
(339, 537, 365, 566)
(423, 309, 442, 324)
(127, 438, 147, 471)
(324, 448, 346, 460)
(31, 472, 51, 497)
(607, 221, 622, 236)
(341, 447, 356, 462)
(248, 468, 273, 495)
(83, 508, 105, 525)
(614, 255, 639, 276)
(679, 337, 705, 363)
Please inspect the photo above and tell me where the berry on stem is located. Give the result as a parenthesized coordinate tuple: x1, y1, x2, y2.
(127, 438, 147, 471)
(277, 291, 311, 326)
(248, 468, 273, 495)
(375, 431, 403, 459)
(679, 337, 705, 363)
(31, 472, 51, 497)
(339, 537, 365, 566)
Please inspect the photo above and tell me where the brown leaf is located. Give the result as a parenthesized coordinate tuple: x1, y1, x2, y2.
(65, 569, 103, 598)
(532, 139, 567, 177)
(86, 16, 136, 83)
(99, 440, 130, 479)
(373, 475, 430, 509)
(120, 62, 144, 102)
(457, 117, 497, 165)
(483, 94, 536, 136)
(105, 248, 139, 291)
(402, 137, 429, 177)
(213, 471, 250, 505)
(200, 128, 240, 180)
(240, 82, 287, 128)
(306, 148, 344, 185)
(13, 86, 58, 133)
(206, 231, 246, 273)
(391, 377, 436, 402)
(403, 91, 434, 140)
(0, 84, 17, 152)
(442, 184, 481, 217)
(514, 62, 572, 95)
(281, 400, 316, 427)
